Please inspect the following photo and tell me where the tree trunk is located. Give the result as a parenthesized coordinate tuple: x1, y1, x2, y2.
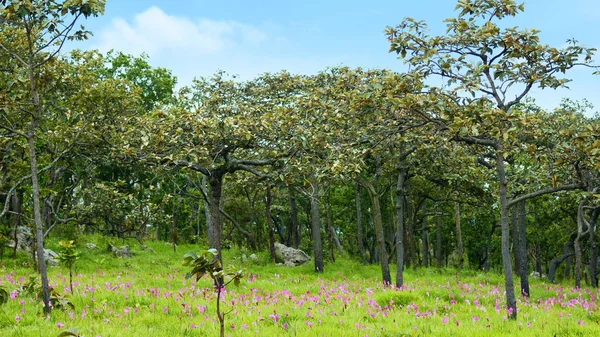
(395, 166, 407, 287)
(483, 222, 497, 272)
(496, 150, 517, 319)
(589, 209, 599, 288)
(172, 192, 183, 252)
(326, 192, 335, 262)
(516, 200, 529, 297)
(11, 190, 22, 259)
(266, 187, 277, 264)
(511, 206, 521, 273)
(356, 183, 367, 263)
(575, 201, 591, 288)
(27, 59, 51, 316)
(202, 175, 212, 237)
(420, 201, 429, 268)
(208, 173, 224, 260)
(435, 203, 443, 268)
(454, 199, 464, 270)
(359, 178, 391, 285)
(287, 186, 300, 248)
(309, 183, 324, 273)
(407, 195, 416, 270)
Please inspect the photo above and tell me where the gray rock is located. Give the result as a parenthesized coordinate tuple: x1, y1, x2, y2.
(274, 242, 310, 267)
(249, 253, 258, 261)
(6, 226, 33, 252)
(44, 249, 59, 265)
(108, 243, 131, 258)
(139, 244, 155, 253)
(85, 243, 98, 249)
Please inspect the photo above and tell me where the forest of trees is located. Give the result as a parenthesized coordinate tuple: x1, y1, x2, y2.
(1, 0, 599, 320)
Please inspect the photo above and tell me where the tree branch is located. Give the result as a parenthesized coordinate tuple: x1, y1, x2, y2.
(507, 183, 585, 208)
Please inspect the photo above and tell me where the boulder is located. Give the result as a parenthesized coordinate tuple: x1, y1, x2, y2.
(85, 243, 98, 250)
(6, 226, 33, 252)
(249, 253, 258, 261)
(108, 243, 131, 258)
(274, 242, 310, 267)
(44, 249, 59, 265)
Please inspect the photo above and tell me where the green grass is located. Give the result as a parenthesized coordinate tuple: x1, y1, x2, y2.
(0, 237, 598, 336)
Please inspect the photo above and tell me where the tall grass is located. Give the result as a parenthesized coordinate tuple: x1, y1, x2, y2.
(0, 237, 598, 336)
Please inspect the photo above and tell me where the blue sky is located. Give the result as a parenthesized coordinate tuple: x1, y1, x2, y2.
(75, 0, 599, 114)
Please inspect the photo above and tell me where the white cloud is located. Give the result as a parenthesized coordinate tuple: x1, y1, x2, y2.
(94, 7, 268, 57)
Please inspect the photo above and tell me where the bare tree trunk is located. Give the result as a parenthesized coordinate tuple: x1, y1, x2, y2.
(454, 199, 464, 270)
(172, 192, 183, 252)
(202, 176, 212, 237)
(395, 166, 407, 287)
(589, 209, 599, 288)
(407, 195, 416, 270)
(287, 186, 300, 248)
(326, 192, 335, 262)
(575, 201, 591, 288)
(356, 183, 367, 263)
(309, 182, 324, 273)
(435, 203, 443, 268)
(208, 173, 224, 261)
(358, 178, 391, 285)
(511, 206, 521, 273)
(27, 59, 51, 316)
(266, 187, 277, 264)
(11, 190, 22, 259)
(516, 200, 529, 297)
(420, 201, 429, 268)
(496, 150, 517, 319)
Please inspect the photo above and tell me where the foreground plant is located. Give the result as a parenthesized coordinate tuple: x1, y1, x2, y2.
(58, 240, 80, 293)
(183, 249, 244, 337)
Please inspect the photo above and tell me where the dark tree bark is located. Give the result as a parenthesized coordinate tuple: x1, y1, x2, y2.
(516, 200, 529, 297)
(435, 203, 443, 268)
(496, 150, 517, 319)
(356, 183, 367, 263)
(420, 201, 429, 268)
(11, 189, 22, 259)
(575, 201, 592, 288)
(266, 187, 277, 264)
(483, 222, 498, 272)
(325, 192, 335, 262)
(511, 206, 521, 273)
(202, 176, 212, 237)
(172, 192, 183, 252)
(454, 199, 464, 270)
(395, 166, 408, 287)
(407, 194, 416, 270)
(208, 173, 224, 260)
(287, 186, 300, 248)
(357, 177, 391, 285)
(589, 208, 599, 288)
(309, 182, 324, 273)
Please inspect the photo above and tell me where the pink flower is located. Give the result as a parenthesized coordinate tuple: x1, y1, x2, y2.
(57, 322, 64, 328)
(441, 316, 449, 324)
(15, 315, 20, 322)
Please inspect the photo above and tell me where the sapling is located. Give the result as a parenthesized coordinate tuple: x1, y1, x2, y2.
(58, 241, 80, 293)
(183, 249, 243, 337)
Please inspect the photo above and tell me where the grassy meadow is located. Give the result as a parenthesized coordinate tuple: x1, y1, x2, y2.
(0, 237, 598, 337)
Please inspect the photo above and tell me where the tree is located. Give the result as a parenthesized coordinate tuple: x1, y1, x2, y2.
(0, 0, 105, 316)
(387, 0, 597, 318)
(129, 71, 302, 259)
